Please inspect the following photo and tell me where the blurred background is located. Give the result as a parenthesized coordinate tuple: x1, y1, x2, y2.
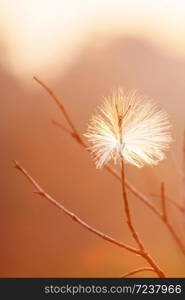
(1, 0, 185, 277)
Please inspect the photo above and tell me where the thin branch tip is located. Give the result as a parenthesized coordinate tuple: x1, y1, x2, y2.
(12, 159, 20, 169)
(33, 190, 44, 196)
(52, 119, 73, 136)
(121, 267, 155, 278)
(33, 76, 40, 82)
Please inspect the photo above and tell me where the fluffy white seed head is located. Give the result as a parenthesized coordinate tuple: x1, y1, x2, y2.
(84, 89, 172, 168)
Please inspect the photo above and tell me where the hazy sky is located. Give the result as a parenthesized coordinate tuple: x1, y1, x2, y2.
(0, 0, 185, 80)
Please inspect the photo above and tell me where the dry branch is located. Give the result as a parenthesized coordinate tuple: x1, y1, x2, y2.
(33, 76, 185, 256)
(13, 159, 165, 277)
(161, 182, 167, 221)
(152, 193, 185, 213)
(13, 160, 140, 255)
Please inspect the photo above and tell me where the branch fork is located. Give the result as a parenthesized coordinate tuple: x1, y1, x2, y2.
(13, 76, 185, 277)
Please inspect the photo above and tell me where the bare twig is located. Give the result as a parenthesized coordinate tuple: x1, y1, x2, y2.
(151, 193, 185, 213)
(121, 160, 144, 251)
(13, 160, 140, 256)
(52, 120, 73, 136)
(151, 190, 185, 255)
(53, 121, 169, 215)
(121, 267, 155, 278)
(120, 159, 165, 278)
(33, 76, 82, 145)
(161, 182, 167, 221)
(33, 77, 185, 256)
(13, 159, 165, 277)
(53, 122, 185, 257)
(116, 106, 165, 278)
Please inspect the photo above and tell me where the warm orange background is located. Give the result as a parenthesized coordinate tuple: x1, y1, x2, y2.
(1, 1, 185, 277)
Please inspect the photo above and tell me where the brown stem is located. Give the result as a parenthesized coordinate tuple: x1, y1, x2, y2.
(166, 222, 185, 253)
(121, 267, 155, 278)
(151, 193, 185, 213)
(13, 160, 140, 255)
(54, 121, 185, 256)
(33, 76, 82, 144)
(52, 119, 73, 136)
(121, 160, 144, 251)
(161, 182, 167, 221)
(33, 77, 185, 256)
(120, 159, 165, 278)
(152, 190, 185, 255)
(13, 159, 165, 277)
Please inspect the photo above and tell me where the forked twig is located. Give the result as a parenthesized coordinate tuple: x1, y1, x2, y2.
(33, 76, 82, 145)
(121, 267, 155, 278)
(33, 76, 185, 256)
(52, 119, 73, 136)
(13, 160, 165, 277)
(116, 102, 165, 277)
(53, 121, 163, 216)
(13, 160, 140, 255)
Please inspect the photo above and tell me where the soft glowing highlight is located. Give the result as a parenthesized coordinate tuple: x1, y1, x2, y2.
(85, 89, 172, 168)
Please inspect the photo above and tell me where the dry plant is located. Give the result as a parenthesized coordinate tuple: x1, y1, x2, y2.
(13, 77, 185, 278)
